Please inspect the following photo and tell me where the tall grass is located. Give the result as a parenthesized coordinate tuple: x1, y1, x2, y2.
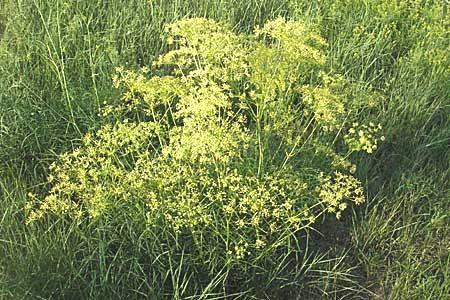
(1, 0, 449, 299)
(314, 0, 450, 298)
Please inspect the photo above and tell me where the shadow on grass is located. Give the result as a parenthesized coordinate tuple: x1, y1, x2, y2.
(0, 23, 4, 41)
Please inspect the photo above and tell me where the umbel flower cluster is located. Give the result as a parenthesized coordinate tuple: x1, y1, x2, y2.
(27, 18, 383, 264)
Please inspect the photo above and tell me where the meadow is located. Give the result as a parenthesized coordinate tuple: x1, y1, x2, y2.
(0, 0, 449, 299)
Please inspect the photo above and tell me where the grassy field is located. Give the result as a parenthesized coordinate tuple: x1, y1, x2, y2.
(0, 0, 449, 299)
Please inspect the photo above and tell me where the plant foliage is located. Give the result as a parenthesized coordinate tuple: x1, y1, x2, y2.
(26, 17, 384, 296)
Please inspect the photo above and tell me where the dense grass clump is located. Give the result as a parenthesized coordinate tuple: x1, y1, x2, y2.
(0, 0, 449, 299)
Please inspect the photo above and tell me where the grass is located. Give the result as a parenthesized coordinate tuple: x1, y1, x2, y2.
(0, 0, 449, 299)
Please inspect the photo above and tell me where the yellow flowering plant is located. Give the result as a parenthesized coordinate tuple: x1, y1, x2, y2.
(27, 17, 384, 291)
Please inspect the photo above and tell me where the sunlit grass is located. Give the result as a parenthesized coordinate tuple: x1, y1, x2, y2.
(0, 0, 448, 299)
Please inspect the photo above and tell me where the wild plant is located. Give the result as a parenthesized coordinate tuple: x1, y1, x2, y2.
(26, 17, 384, 296)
